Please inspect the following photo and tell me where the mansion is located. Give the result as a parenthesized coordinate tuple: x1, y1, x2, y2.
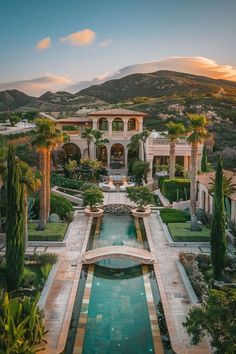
(56, 108, 203, 180)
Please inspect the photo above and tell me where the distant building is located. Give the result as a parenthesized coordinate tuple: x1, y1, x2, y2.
(56, 108, 202, 179)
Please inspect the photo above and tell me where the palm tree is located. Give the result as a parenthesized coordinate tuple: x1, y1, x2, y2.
(81, 127, 94, 158)
(128, 130, 150, 162)
(165, 122, 186, 179)
(187, 114, 210, 230)
(31, 118, 63, 230)
(0, 137, 7, 232)
(18, 161, 41, 249)
(92, 130, 109, 160)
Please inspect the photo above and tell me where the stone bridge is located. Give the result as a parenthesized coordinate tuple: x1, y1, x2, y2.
(80, 246, 156, 264)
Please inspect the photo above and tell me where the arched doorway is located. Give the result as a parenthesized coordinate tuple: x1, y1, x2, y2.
(60, 143, 81, 164)
(110, 144, 125, 169)
(112, 118, 124, 131)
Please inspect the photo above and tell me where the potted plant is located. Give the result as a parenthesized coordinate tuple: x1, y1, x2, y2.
(83, 188, 104, 216)
(127, 186, 154, 217)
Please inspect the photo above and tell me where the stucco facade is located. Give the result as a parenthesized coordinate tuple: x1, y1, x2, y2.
(56, 108, 202, 178)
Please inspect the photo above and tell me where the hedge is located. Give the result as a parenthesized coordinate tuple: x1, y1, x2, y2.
(51, 173, 95, 190)
(160, 208, 190, 224)
(160, 178, 190, 203)
(32, 194, 73, 220)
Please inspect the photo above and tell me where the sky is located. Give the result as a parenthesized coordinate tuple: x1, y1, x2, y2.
(0, 0, 236, 95)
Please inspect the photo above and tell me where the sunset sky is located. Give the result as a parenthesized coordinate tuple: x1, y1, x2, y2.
(0, 0, 236, 95)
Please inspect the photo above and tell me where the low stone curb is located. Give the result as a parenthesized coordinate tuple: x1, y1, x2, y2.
(176, 260, 199, 304)
(37, 261, 60, 310)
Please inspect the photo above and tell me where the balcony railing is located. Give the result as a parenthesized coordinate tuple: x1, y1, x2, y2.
(148, 138, 188, 145)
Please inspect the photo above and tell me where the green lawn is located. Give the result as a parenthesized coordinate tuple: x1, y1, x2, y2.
(28, 222, 68, 241)
(168, 222, 210, 242)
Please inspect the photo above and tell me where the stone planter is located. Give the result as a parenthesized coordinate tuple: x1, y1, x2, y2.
(131, 207, 151, 217)
(84, 208, 104, 217)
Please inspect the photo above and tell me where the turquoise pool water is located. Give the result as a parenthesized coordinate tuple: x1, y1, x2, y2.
(65, 215, 169, 354)
(96, 215, 140, 249)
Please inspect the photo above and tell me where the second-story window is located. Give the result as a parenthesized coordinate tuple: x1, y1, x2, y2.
(98, 118, 108, 131)
(128, 118, 136, 131)
(112, 118, 124, 131)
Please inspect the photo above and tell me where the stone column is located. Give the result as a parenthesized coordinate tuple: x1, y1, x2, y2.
(92, 118, 98, 130)
(147, 159, 153, 182)
(124, 119, 128, 140)
(125, 147, 128, 169)
(108, 118, 112, 139)
(184, 155, 189, 171)
(107, 146, 111, 169)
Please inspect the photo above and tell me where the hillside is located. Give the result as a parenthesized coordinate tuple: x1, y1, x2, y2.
(79, 70, 236, 103)
(0, 90, 108, 112)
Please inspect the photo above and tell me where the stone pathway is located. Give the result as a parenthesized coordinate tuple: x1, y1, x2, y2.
(146, 213, 211, 353)
(37, 212, 91, 353)
(103, 191, 135, 205)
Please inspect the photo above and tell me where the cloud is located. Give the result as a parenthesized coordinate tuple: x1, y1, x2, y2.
(0, 75, 71, 96)
(99, 38, 113, 48)
(66, 56, 236, 92)
(36, 37, 51, 50)
(59, 29, 96, 46)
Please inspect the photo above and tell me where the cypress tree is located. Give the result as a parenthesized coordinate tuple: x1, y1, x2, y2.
(201, 144, 208, 172)
(210, 156, 226, 280)
(6, 146, 25, 290)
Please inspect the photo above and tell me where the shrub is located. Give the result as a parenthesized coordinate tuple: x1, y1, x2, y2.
(0, 293, 47, 353)
(62, 125, 77, 131)
(20, 267, 37, 288)
(83, 188, 104, 211)
(40, 264, 52, 282)
(51, 173, 96, 190)
(25, 253, 57, 265)
(160, 208, 190, 224)
(127, 186, 154, 211)
(179, 252, 208, 302)
(32, 194, 73, 219)
(160, 178, 190, 202)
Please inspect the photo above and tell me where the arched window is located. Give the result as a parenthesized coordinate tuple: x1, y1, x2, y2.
(112, 118, 124, 131)
(98, 118, 108, 131)
(128, 118, 136, 131)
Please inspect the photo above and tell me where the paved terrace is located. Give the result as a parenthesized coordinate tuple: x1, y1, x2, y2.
(145, 214, 211, 353)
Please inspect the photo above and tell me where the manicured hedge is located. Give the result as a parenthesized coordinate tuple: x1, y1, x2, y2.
(160, 208, 190, 224)
(168, 223, 210, 242)
(160, 178, 190, 203)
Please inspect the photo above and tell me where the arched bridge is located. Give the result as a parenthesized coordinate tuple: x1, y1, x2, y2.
(81, 246, 156, 264)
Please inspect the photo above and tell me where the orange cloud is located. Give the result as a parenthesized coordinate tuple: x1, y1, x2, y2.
(59, 29, 96, 46)
(36, 36, 51, 50)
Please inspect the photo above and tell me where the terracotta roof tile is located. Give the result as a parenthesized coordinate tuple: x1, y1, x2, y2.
(197, 170, 236, 201)
(88, 108, 148, 116)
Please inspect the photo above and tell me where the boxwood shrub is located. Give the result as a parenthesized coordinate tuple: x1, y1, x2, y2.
(160, 208, 190, 224)
(32, 194, 73, 220)
(160, 178, 190, 203)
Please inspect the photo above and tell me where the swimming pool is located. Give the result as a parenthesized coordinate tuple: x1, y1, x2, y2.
(65, 215, 171, 354)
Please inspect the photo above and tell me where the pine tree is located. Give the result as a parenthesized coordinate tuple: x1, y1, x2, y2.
(201, 144, 208, 172)
(210, 156, 226, 280)
(6, 146, 25, 290)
